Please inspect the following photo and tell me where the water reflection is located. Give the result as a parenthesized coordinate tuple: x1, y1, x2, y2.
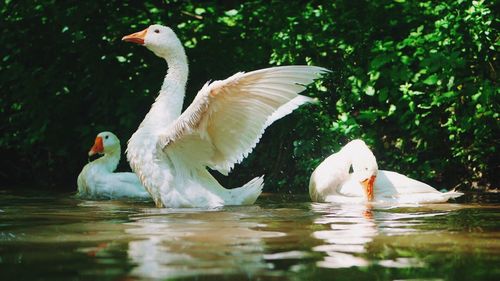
(311, 203, 448, 269)
(311, 203, 377, 268)
(1, 193, 499, 280)
(124, 206, 282, 279)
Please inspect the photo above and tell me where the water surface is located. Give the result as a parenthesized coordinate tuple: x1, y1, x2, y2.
(0, 190, 499, 280)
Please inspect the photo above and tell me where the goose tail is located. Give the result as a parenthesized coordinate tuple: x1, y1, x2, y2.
(228, 176, 264, 205)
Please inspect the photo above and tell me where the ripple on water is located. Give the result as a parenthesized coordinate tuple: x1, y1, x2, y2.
(0, 192, 499, 280)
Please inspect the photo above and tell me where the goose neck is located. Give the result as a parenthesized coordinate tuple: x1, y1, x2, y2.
(161, 54, 188, 92)
(94, 149, 120, 172)
(147, 50, 188, 124)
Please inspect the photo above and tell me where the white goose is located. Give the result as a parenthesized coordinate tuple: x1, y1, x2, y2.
(122, 24, 328, 208)
(309, 139, 463, 204)
(77, 132, 150, 199)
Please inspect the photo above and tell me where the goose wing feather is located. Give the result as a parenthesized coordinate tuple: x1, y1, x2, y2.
(159, 66, 328, 175)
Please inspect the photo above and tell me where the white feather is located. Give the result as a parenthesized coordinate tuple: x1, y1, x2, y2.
(309, 140, 464, 204)
(160, 66, 328, 174)
(125, 25, 329, 208)
(77, 132, 150, 200)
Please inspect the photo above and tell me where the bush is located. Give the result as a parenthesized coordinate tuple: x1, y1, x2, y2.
(0, 0, 496, 191)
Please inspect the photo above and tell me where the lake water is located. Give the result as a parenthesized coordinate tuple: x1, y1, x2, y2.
(0, 190, 499, 280)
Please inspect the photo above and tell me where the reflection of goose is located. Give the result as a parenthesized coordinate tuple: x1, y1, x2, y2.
(311, 203, 376, 268)
(309, 139, 463, 204)
(125, 208, 280, 279)
(311, 203, 448, 269)
(122, 25, 328, 208)
(77, 132, 150, 199)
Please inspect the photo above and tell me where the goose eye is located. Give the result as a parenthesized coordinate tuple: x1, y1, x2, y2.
(154, 29, 160, 33)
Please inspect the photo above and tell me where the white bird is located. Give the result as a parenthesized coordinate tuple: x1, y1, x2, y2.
(309, 139, 463, 204)
(77, 132, 151, 199)
(122, 24, 328, 208)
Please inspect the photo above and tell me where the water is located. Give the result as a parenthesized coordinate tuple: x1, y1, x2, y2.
(0, 190, 499, 280)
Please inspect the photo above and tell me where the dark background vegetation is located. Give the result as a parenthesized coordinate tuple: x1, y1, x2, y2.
(1, 0, 497, 192)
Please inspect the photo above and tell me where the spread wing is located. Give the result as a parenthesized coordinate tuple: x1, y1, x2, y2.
(158, 65, 328, 175)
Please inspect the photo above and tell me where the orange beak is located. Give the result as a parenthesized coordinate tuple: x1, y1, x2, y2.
(88, 136, 104, 156)
(361, 175, 376, 201)
(122, 28, 148, 45)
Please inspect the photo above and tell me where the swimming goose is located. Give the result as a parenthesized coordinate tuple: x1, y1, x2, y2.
(122, 24, 328, 208)
(309, 139, 463, 204)
(77, 132, 150, 199)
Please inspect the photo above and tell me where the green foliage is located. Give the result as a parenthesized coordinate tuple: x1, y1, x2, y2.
(0, 0, 497, 191)
(261, 0, 498, 191)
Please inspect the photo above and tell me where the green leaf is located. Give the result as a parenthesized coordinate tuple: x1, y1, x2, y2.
(116, 56, 126, 63)
(423, 74, 439, 85)
(371, 54, 392, 69)
(225, 9, 238, 16)
(388, 104, 396, 115)
(365, 86, 375, 96)
(194, 7, 206, 15)
(378, 88, 389, 102)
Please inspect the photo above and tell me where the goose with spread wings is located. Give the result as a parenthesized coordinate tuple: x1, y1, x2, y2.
(122, 25, 328, 208)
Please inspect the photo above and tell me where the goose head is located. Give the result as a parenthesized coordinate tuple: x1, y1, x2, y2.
(88, 131, 120, 156)
(345, 139, 378, 201)
(122, 24, 183, 58)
